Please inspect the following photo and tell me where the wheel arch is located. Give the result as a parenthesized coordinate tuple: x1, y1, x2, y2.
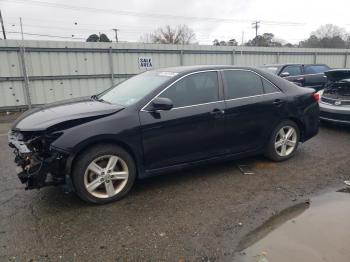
(65, 137, 141, 180)
(287, 117, 305, 141)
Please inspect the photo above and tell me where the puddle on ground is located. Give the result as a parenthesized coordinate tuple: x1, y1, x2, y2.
(236, 189, 350, 262)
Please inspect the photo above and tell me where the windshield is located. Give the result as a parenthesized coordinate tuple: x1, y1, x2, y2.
(98, 71, 177, 106)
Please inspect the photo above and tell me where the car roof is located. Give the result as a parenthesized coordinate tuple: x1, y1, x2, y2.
(152, 65, 262, 74)
(262, 63, 328, 67)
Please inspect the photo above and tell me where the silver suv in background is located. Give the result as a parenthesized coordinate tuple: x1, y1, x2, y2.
(319, 69, 350, 124)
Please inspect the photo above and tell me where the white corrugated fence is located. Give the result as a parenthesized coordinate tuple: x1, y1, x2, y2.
(0, 39, 349, 110)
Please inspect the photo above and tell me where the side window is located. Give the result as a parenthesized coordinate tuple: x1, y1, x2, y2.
(281, 65, 302, 76)
(223, 70, 264, 99)
(160, 71, 219, 108)
(262, 78, 280, 94)
(304, 65, 329, 74)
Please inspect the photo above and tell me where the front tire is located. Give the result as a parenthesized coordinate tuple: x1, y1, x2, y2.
(72, 144, 136, 204)
(265, 120, 300, 161)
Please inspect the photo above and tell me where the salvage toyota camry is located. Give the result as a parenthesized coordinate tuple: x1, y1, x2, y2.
(8, 66, 320, 204)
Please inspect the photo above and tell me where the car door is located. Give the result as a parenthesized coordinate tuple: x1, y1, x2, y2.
(139, 71, 226, 170)
(279, 65, 304, 86)
(302, 65, 329, 91)
(221, 69, 287, 154)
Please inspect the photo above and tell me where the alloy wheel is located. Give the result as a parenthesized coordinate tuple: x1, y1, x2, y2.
(274, 126, 298, 157)
(83, 155, 129, 199)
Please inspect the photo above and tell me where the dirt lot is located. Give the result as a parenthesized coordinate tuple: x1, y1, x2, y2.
(0, 122, 349, 261)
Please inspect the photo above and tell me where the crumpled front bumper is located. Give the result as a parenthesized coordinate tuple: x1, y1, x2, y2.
(8, 130, 66, 189)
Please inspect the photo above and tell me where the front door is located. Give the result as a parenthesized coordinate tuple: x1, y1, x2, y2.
(139, 71, 226, 170)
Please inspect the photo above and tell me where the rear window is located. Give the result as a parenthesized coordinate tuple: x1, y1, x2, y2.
(223, 70, 264, 99)
(304, 65, 330, 74)
(262, 66, 279, 74)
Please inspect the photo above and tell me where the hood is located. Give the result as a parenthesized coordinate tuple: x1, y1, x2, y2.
(12, 97, 125, 132)
(324, 70, 350, 82)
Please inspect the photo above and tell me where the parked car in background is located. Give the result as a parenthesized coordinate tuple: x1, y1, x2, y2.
(319, 69, 350, 124)
(260, 64, 330, 91)
(8, 66, 320, 204)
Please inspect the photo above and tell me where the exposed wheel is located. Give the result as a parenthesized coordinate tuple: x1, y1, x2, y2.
(72, 144, 136, 204)
(265, 120, 300, 161)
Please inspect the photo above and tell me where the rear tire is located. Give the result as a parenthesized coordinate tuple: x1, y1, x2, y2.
(71, 144, 136, 204)
(265, 120, 300, 161)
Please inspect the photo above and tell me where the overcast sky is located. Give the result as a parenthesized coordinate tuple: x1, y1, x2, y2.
(1, 0, 350, 45)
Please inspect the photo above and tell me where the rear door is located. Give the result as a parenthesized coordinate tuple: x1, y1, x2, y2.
(139, 71, 227, 170)
(221, 69, 287, 154)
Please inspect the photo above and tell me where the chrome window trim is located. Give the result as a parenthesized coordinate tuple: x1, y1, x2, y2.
(140, 69, 221, 112)
(224, 92, 282, 102)
(140, 68, 283, 112)
(170, 100, 226, 110)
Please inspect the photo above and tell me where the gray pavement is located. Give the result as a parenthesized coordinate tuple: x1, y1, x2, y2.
(0, 123, 349, 261)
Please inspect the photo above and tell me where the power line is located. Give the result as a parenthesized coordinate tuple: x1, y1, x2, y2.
(7, 31, 85, 40)
(5, 21, 243, 39)
(0, 0, 305, 26)
(5, 16, 162, 31)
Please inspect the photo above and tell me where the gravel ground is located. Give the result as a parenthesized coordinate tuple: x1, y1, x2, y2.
(0, 122, 349, 262)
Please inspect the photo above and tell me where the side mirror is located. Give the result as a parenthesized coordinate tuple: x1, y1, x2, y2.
(149, 97, 173, 111)
(280, 72, 290, 78)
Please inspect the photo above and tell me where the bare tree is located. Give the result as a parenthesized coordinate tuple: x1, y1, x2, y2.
(312, 24, 347, 39)
(144, 25, 196, 44)
(299, 24, 349, 48)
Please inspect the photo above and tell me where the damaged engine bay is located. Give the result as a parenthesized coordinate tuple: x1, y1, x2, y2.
(323, 79, 350, 100)
(8, 129, 67, 190)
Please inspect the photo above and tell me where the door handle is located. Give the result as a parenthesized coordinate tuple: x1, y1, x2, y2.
(296, 77, 305, 82)
(210, 108, 225, 118)
(273, 99, 285, 106)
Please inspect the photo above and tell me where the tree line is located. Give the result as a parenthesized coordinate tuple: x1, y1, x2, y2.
(86, 24, 350, 49)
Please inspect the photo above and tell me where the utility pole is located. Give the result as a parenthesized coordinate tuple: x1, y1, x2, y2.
(112, 28, 119, 42)
(241, 31, 245, 45)
(0, 9, 6, 39)
(20, 17, 24, 40)
(251, 21, 260, 38)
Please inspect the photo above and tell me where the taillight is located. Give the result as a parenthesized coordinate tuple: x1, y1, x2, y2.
(313, 93, 320, 102)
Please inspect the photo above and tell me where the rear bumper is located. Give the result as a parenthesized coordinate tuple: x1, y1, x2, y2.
(319, 102, 350, 124)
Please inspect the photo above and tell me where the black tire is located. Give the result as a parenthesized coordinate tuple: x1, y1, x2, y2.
(71, 144, 136, 204)
(265, 120, 300, 162)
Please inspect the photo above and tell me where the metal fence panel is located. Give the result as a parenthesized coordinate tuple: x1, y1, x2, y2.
(1, 39, 349, 110)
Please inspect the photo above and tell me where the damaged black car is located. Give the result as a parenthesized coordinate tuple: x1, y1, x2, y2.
(8, 66, 320, 204)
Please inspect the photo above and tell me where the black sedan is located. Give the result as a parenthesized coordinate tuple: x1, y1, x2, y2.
(8, 66, 320, 204)
(260, 64, 330, 91)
